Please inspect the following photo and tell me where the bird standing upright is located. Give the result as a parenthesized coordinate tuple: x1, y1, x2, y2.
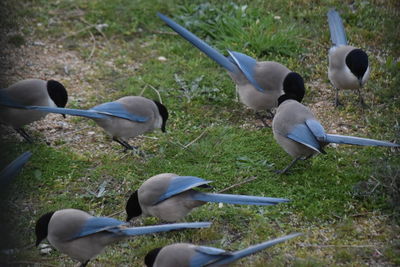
(144, 233, 301, 267)
(327, 9, 370, 107)
(35, 209, 211, 266)
(0, 79, 68, 142)
(157, 13, 305, 124)
(126, 173, 289, 222)
(272, 74, 398, 174)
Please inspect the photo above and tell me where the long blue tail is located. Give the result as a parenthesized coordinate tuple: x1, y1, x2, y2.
(327, 9, 347, 46)
(0, 95, 147, 122)
(157, 13, 239, 73)
(27, 106, 107, 119)
(325, 134, 399, 147)
(214, 233, 302, 265)
(0, 93, 107, 119)
(121, 222, 211, 236)
(192, 192, 289, 205)
(0, 151, 32, 186)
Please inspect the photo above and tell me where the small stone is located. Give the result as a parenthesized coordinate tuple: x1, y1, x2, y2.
(157, 56, 167, 61)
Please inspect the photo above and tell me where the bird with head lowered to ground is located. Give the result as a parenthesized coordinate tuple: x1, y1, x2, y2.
(158, 13, 305, 126)
(35, 208, 211, 267)
(0, 94, 168, 151)
(126, 173, 289, 222)
(272, 73, 399, 174)
(144, 233, 301, 267)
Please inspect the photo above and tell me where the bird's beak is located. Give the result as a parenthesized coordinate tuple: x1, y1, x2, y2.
(62, 114, 66, 119)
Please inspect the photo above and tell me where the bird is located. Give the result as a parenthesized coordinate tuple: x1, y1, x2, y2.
(0, 79, 68, 142)
(327, 9, 370, 107)
(125, 173, 289, 222)
(144, 232, 301, 267)
(35, 208, 211, 267)
(0, 151, 32, 188)
(0, 95, 169, 151)
(272, 74, 399, 174)
(157, 13, 305, 125)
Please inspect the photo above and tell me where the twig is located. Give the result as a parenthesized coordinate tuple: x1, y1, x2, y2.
(139, 83, 163, 104)
(168, 139, 186, 149)
(298, 37, 326, 48)
(141, 135, 159, 140)
(149, 30, 178, 35)
(184, 129, 208, 149)
(139, 84, 148, 96)
(146, 83, 163, 104)
(80, 17, 107, 40)
(57, 25, 94, 42)
(59, 125, 92, 137)
(87, 31, 96, 60)
(218, 176, 258, 193)
(107, 210, 124, 218)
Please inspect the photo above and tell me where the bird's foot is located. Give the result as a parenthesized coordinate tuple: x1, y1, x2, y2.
(334, 99, 343, 108)
(359, 100, 369, 109)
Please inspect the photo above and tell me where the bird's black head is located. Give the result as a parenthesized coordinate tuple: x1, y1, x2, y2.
(126, 190, 142, 221)
(153, 100, 169, 133)
(144, 247, 162, 267)
(278, 72, 305, 105)
(345, 49, 368, 84)
(35, 211, 55, 246)
(47, 80, 68, 108)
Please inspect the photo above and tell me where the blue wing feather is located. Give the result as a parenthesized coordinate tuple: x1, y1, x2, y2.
(195, 246, 228, 255)
(305, 119, 327, 142)
(73, 217, 125, 239)
(190, 246, 229, 267)
(0, 151, 32, 187)
(155, 176, 213, 204)
(90, 102, 148, 122)
(227, 50, 264, 92)
(287, 124, 324, 153)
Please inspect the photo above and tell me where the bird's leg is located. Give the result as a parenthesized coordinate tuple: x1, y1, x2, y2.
(112, 137, 133, 151)
(275, 157, 301, 174)
(15, 128, 34, 143)
(334, 87, 342, 107)
(79, 260, 89, 267)
(357, 88, 368, 108)
(255, 112, 271, 128)
(112, 137, 147, 156)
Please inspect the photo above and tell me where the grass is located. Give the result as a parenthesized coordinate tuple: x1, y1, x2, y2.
(1, 0, 399, 266)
